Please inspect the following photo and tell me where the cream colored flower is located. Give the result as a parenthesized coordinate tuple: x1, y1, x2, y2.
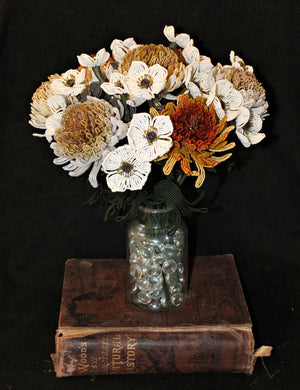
(206, 79, 244, 121)
(163, 25, 193, 48)
(102, 145, 151, 192)
(184, 55, 215, 97)
(77, 48, 110, 68)
(127, 113, 173, 161)
(29, 74, 61, 129)
(211, 52, 269, 147)
(50, 98, 128, 188)
(101, 71, 128, 95)
(125, 61, 168, 106)
(51, 69, 86, 96)
(235, 111, 266, 147)
(110, 38, 137, 63)
(118, 43, 185, 94)
(32, 95, 71, 141)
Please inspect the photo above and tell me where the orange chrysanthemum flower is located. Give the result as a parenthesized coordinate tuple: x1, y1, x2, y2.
(159, 94, 236, 188)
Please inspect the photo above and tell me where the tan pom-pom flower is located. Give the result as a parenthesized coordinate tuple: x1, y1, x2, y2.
(50, 98, 127, 188)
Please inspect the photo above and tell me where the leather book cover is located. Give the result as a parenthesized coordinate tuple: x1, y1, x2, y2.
(51, 255, 258, 376)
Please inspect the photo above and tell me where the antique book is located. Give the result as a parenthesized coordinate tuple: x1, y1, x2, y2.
(51, 255, 263, 377)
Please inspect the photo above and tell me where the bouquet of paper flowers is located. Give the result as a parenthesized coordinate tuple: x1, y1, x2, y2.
(29, 26, 268, 220)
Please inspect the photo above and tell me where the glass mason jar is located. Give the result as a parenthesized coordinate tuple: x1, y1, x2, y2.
(127, 205, 188, 312)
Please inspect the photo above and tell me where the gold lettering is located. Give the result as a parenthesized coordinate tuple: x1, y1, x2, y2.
(111, 334, 123, 374)
(77, 342, 90, 373)
(100, 334, 109, 374)
(78, 362, 88, 374)
(126, 335, 138, 373)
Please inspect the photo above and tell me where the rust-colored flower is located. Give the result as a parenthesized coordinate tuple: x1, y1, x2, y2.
(159, 94, 235, 187)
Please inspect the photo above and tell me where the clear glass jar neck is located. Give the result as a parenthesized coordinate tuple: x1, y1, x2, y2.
(137, 205, 178, 230)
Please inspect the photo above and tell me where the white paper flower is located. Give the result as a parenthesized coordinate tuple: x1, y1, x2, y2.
(184, 56, 215, 97)
(125, 61, 168, 106)
(77, 48, 110, 68)
(235, 111, 266, 147)
(102, 145, 151, 192)
(51, 69, 86, 96)
(110, 38, 137, 62)
(163, 25, 193, 48)
(207, 79, 244, 121)
(128, 113, 173, 161)
(101, 71, 128, 95)
(211, 53, 268, 147)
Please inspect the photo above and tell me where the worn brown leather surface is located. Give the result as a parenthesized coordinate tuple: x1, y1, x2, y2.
(52, 256, 255, 376)
(59, 255, 251, 328)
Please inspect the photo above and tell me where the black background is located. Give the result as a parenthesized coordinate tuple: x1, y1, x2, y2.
(0, 0, 299, 389)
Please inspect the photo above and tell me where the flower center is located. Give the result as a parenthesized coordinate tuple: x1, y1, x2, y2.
(138, 74, 153, 89)
(114, 80, 124, 89)
(224, 68, 265, 99)
(64, 77, 75, 87)
(145, 127, 158, 144)
(121, 162, 133, 174)
(167, 98, 219, 150)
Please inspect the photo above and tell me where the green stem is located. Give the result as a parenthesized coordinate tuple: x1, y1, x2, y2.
(92, 66, 104, 84)
(121, 94, 131, 122)
(177, 173, 187, 187)
(148, 99, 155, 108)
(177, 86, 188, 95)
(169, 42, 178, 50)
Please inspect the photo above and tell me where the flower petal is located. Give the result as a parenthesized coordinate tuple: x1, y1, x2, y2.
(236, 107, 250, 128)
(246, 113, 263, 134)
(163, 25, 176, 42)
(75, 68, 86, 83)
(94, 48, 110, 66)
(182, 46, 200, 64)
(235, 128, 251, 147)
(216, 79, 233, 96)
(149, 64, 168, 80)
(127, 61, 149, 77)
(77, 53, 95, 67)
(152, 115, 173, 136)
(69, 163, 92, 177)
(127, 95, 147, 107)
(175, 33, 192, 48)
(247, 132, 265, 145)
(47, 95, 67, 113)
(223, 89, 244, 110)
(88, 159, 102, 188)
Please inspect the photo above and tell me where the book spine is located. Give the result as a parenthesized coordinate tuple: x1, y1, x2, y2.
(51, 328, 256, 377)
